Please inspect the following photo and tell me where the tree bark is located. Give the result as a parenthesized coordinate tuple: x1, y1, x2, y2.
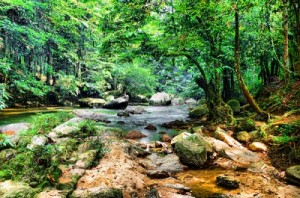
(234, 7, 268, 118)
(283, 0, 290, 82)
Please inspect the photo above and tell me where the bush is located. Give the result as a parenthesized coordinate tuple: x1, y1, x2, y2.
(237, 118, 256, 132)
(227, 99, 240, 114)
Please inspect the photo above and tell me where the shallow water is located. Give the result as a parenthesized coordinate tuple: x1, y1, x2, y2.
(0, 105, 190, 143)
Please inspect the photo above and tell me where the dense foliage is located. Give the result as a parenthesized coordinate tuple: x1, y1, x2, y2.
(0, 0, 299, 119)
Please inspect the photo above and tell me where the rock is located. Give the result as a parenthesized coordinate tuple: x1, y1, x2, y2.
(205, 137, 230, 152)
(192, 126, 203, 135)
(127, 145, 151, 157)
(0, 122, 30, 134)
(162, 120, 189, 129)
(37, 190, 68, 198)
(75, 150, 98, 169)
(171, 98, 185, 106)
(126, 107, 147, 114)
(189, 104, 209, 118)
(48, 117, 84, 139)
(125, 130, 147, 139)
(103, 95, 129, 109)
(216, 175, 239, 189)
(185, 98, 197, 106)
(223, 147, 261, 167)
(27, 135, 48, 150)
(74, 110, 110, 123)
(213, 157, 240, 170)
(0, 180, 37, 198)
(163, 184, 190, 192)
(71, 187, 123, 198)
(174, 139, 208, 167)
(146, 153, 186, 173)
(162, 134, 172, 142)
(78, 98, 106, 108)
(285, 165, 300, 186)
(117, 111, 130, 117)
(145, 124, 157, 130)
(130, 94, 149, 103)
(149, 92, 171, 106)
(171, 132, 192, 145)
(215, 127, 244, 149)
(237, 131, 251, 143)
(249, 142, 268, 152)
(147, 170, 170, 179)
(58, 167, 86, 190)
(0, 123, 30, 146)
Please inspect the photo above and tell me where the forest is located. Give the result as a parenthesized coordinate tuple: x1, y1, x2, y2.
(0, 0, 300, 197)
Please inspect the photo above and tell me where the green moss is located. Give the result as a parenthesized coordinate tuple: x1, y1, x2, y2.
(29, 112, 74, 134)
(78, 120, 97, 137)
(189, 104, 209, 119)
(227, 99, 240, 114)
(237, 118, 256, 132)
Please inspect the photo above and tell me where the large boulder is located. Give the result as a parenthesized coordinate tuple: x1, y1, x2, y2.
(48, 117, 84, 140)
(149, 92, 171, 106)
(74, 110, 110, 123)
(0, 123, 30, 146)
(174, 134, 212, 167)
(286, 165, 300, 186)
(0, 123, 30, 134)
(171, 98, 185, 106)
(222, 147, 261, 167)
(175, 139, 207, 167)
(171, 132, 192, 145)
(0, 180, 37, 198)
(103, 95, 129, 109)
(185, 98, 197, 106)
(78, 98, 106, 108)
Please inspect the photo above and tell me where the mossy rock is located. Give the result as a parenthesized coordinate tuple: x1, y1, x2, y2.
(0, 180, 38, 198)
(189, 104, 209, 118)
(175, 140, 207, 167)
(71, 188, 123, 198)
(237, 118, 256, 132)
(227, 99, 240, 114)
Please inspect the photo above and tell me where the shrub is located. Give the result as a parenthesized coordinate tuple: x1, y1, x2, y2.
(237, 118, 256, 132)
(227, 99, 240, 114)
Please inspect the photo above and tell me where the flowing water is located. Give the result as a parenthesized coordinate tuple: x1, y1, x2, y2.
(0, 105, 190, 143)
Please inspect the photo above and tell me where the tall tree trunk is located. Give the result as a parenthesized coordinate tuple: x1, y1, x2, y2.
(234, 7, 268, 118)
(283, 0, 290, 82)
(184, 54, 233, 124)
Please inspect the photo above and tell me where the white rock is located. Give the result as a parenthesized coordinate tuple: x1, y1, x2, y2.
(249, 142, 268, 152)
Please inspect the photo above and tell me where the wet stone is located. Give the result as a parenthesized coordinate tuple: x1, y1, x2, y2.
(216, 175, 239, 189)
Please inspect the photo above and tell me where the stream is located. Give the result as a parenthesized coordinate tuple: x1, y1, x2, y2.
(0, 105, 189, 143)
(1, 106, 299, 197)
